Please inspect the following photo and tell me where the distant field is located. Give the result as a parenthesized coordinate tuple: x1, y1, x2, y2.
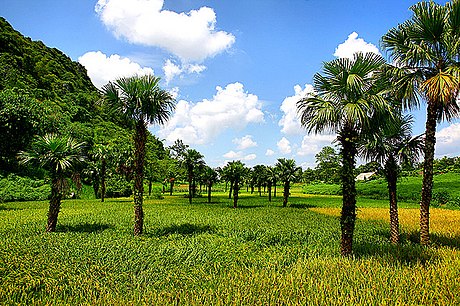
(1, 189, 459, 305)
(303, 172, 460, 206)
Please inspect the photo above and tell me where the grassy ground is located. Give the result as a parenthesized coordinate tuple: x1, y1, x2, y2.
(304, 172, 460, 205)
(1, 186, 459, 305)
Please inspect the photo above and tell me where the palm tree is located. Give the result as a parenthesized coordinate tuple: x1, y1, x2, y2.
(360, 114, 423, 244)
(181, 149, 205, 204)
(18, 134, 86, 232)
(266, 166, 277, 202)
(382, 1, 460, 246)
(203, 166, 219, 203)
(92, 144, 110, 202)
(297, 52, 390, 256)
(275, 158, 301, 207)
(101, 75, 175, 236)
(225, 161, 247, 208)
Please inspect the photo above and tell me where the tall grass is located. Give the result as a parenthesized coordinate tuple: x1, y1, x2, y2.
(1, 190, 459, 305)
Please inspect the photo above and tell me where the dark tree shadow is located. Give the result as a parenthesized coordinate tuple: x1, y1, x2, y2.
(57, 223, 114, 233)
(353, 240, 437, 265)
(152, 223, 214, 237)
(289, 203, 318, 209)
(0, 206, 22, 211)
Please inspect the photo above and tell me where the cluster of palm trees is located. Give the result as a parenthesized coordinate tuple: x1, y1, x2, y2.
(297, 0, 460, 255)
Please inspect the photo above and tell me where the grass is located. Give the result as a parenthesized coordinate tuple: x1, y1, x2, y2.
(304, 172, 460, 205)
(1, 187, 460, 305)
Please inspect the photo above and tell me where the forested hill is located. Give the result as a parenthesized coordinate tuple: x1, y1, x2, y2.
(0, 17, 139, 172)
(0, 17, 95, 96)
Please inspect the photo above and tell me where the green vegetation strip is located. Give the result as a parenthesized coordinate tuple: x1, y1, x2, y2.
(1, 194, 460, 305)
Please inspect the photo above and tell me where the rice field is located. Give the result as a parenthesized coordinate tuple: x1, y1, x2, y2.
(1, 187, 459, 305)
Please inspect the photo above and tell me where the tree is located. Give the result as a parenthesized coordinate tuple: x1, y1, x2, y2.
(225, 161, 247, 208)
(18, 134, 86, 232)
(266, 166, 278, 202)
(382, 1, 460, 245)
(360, 114, 423, 243)
(181, 149, 205, 204)
(101, 75, 175, 236)
(275, 158, 301, 207)
(203, 166, 219, 203)
(92, 144, 110, 202)
(297, 52, 390, 256)
(315, 146, 341, 184)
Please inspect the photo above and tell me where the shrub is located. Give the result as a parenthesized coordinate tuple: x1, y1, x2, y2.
(432, 189, 450, 206)
(0, 174, 49, 202)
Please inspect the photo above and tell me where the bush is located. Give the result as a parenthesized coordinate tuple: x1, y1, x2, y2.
(106, 175, 132, 198)
(448, 196, 460, 208)
(0, 174, 49, 202)
(432, 189, 450, 206)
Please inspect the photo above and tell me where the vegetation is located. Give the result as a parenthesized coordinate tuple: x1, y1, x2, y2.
(101, 75, 175, 236)
(17, 134, 86, 232)
(297, 52, 390, 256)
(1, 190, 460, 305)
(382, 0, 460, 245)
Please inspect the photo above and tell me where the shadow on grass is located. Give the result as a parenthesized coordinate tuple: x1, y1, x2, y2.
(289, 203, 318, 209)
(152, 223, 215, 237)
(0, 206, 22, 211)
(353, 240, 437, 265)
(57, 223, 114, 233)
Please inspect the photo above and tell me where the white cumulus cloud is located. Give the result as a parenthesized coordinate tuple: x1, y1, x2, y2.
(297, 134, 337, 157)
(279, 84, 315, 135)
(233, 135, 257, 150)
(78, 51, 153, 88)
(163, 59, 206, 83)
(334, 32, 381, 59)
(95, 0, 235, 62)
(265, 149, 275, 156)
(277, 137, 292, 155)
(159, 82, 264, 144)
(436, 123, 460, 156)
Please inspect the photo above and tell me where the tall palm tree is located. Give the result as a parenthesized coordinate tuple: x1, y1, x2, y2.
(297, 52, 390, 256)
(360, 114, 423, 244)
(18, 134, 86, 232)
(225, 161, 247, 208)
(203, 166, 218, 203)
(181, 149, 205, 204)
(266, 166, 278, 202)
(382, 1, 460, 246)
(92, 144, 110, 202)
(101, 75, 175, 236)
(275, 158, 301, 207)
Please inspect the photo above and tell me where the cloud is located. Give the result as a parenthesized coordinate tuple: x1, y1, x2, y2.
(233, 135, 257, 150)
(244, 154, 257, 161)
(95, 0, 235, 62)
(78, 51, 153, 88)
(436, 123, 460, 156)
(265, 149, 275, 156)
(277, 137, 292, 154)
(158, 82, 264, 144)
(334, 32, 381, 59)
(279, 84, 315, 135)
(297, 134, 336, 157)
(223, 150, 242, 159)
(163, 59, 206, 83)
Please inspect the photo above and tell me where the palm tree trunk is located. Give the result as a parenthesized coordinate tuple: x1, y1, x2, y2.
(420, 102, 437, 246)
(283, 181, 290, 207)
(340, 135, 357, 256)
(46, 177, 62, 232)
(208, 182, 212, 203)
(101, 159, 106, 202)
(228, 180, 233, 199)
(170, 179, 174, 195)
(188, 170, 193, 204)
(233, 179, 239, 208)
(386, 156, 399, 244)
(133, 122, 146, 236)
(268, 182, 272, 202)
(274, 181, 277, 197)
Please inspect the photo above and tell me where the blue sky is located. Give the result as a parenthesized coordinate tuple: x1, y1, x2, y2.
(2, 0, 459, 168)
